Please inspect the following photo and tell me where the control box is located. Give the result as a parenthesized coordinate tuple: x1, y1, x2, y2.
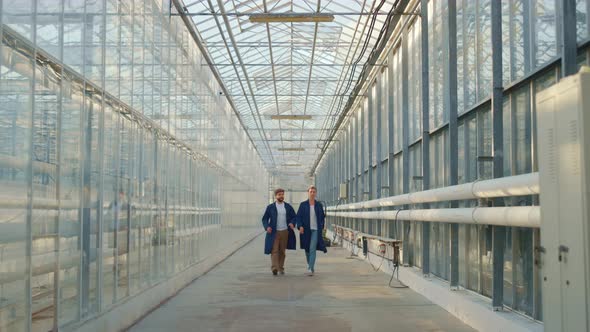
(339, 183, 348, 200)
(537, 69, 590, 331)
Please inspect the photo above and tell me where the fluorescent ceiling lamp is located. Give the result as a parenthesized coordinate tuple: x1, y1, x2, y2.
(278, 148, 305, 151)
(270, 115, 312, 120)
(282, 163, 302, 167)
(249, 13, 334, 23)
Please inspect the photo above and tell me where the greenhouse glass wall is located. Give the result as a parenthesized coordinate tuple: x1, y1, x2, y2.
(0, 1, 268, 331)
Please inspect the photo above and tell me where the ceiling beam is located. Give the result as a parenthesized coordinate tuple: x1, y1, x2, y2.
(263, 0, 287, 158)
(175, 11, 395, 17)
(209, 63, 387, 66)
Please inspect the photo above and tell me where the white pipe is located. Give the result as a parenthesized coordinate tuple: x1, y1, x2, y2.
(0, 198, 221, 213)
(329, 206, 540, 228)
(328, 173, 539, 210)
(0, 155, 57, 177)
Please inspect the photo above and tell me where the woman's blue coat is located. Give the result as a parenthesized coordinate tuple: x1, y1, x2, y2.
(261, 202, 297, 255)
(296, 200, 327, 253)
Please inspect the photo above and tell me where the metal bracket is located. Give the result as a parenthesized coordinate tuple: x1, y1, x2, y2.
(558, 245, 569, 262)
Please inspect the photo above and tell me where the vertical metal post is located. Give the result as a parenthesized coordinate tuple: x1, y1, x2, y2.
(52, 1, 65, 326)
(96, 0, 108, 311)
(53, 69, 63, 332)
(387, 51, 395, 239)
(491, 0, 505, 310)
(420, 0, 431, 277)
(355, 110, 361, 231)
(81, 97, 94, 317)
(560, 0, 577, 77)
(447, 0, 459, 289)
(376, 74, 383, 236)
(126, 127, 134, 294)
(402, 27, 411, 265)
(361, 101, 367, 233)
(96, 96, 105, 312)
(368, 84, 374, 234)
(25, 3, 38, 330)
(137, 131, 144, 285)
(348, 124, 353, 228)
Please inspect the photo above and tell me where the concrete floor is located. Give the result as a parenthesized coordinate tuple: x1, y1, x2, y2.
(129, 234, 475, 332)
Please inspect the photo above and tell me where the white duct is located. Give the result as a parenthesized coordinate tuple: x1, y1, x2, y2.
(330, 206, 540, 228)
(0, 155, 58, 177)
(328, 172, 539, 211)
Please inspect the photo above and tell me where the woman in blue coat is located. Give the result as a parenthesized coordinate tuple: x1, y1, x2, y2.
(296, 185, 327, 276)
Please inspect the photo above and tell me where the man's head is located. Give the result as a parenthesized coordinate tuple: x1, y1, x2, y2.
(274, 188, 285, 203)
(308, 185, 317, 201)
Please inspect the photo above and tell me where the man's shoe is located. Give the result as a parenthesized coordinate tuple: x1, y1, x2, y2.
(280, 270, 285, 275)
(272, 269, 278, 276)
(305, 269, 313, 276)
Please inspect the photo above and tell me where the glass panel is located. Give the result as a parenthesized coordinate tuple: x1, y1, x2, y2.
(467, 225, 480, 291)
(59, 78, 83, 326)
(414, 222, 422, 268)
(481, 225, 493, 297)
(514, 228, 534, 316)
(503, 228, 514, 307)
(380, 69, 389, 159)
(514, 87, 532, 175)
(503, 97, 512, 176)
(37, 0, 63, 60)
(409, 144, 422, 193)
(578, 0, 589, 41)
(381, 159, 389, 198)
(459, 224, 467, 287)
(534, 0, 557, 68)
(408, 19, 422, 141)
(63, 0, 85, 74)
(502, 0, 526, 85)
(478, 108, 493, 180)
(4, 0, 34, 42)
(467, 116, 477, 183)
(477, 0, 493, 102)
(429, 0, 448, 129)
(102, 105, 117, 310)
(392, 48, 403, 153)
(0, 33, 32, 332)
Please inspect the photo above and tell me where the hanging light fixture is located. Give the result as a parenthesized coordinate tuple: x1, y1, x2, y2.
(249, 13, 334, 23)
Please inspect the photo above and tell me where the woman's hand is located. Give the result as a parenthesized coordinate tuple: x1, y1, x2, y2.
(299, 227, 304, 234)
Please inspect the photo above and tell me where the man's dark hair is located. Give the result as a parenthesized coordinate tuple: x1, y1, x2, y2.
(274, 188, 285, 196)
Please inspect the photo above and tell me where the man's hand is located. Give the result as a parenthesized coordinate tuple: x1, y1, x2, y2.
(289, 224, 295, 230)
(267, 227, 272, 234)
(299, 227, 304, 234)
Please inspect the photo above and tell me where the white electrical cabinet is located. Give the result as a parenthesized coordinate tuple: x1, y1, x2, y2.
(537, 70, 590, 332)
(339, 183, 348, 200)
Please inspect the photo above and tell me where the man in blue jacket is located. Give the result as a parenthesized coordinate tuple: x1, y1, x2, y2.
(261, 188, 297, 275)
(296, 185, 327, 276)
